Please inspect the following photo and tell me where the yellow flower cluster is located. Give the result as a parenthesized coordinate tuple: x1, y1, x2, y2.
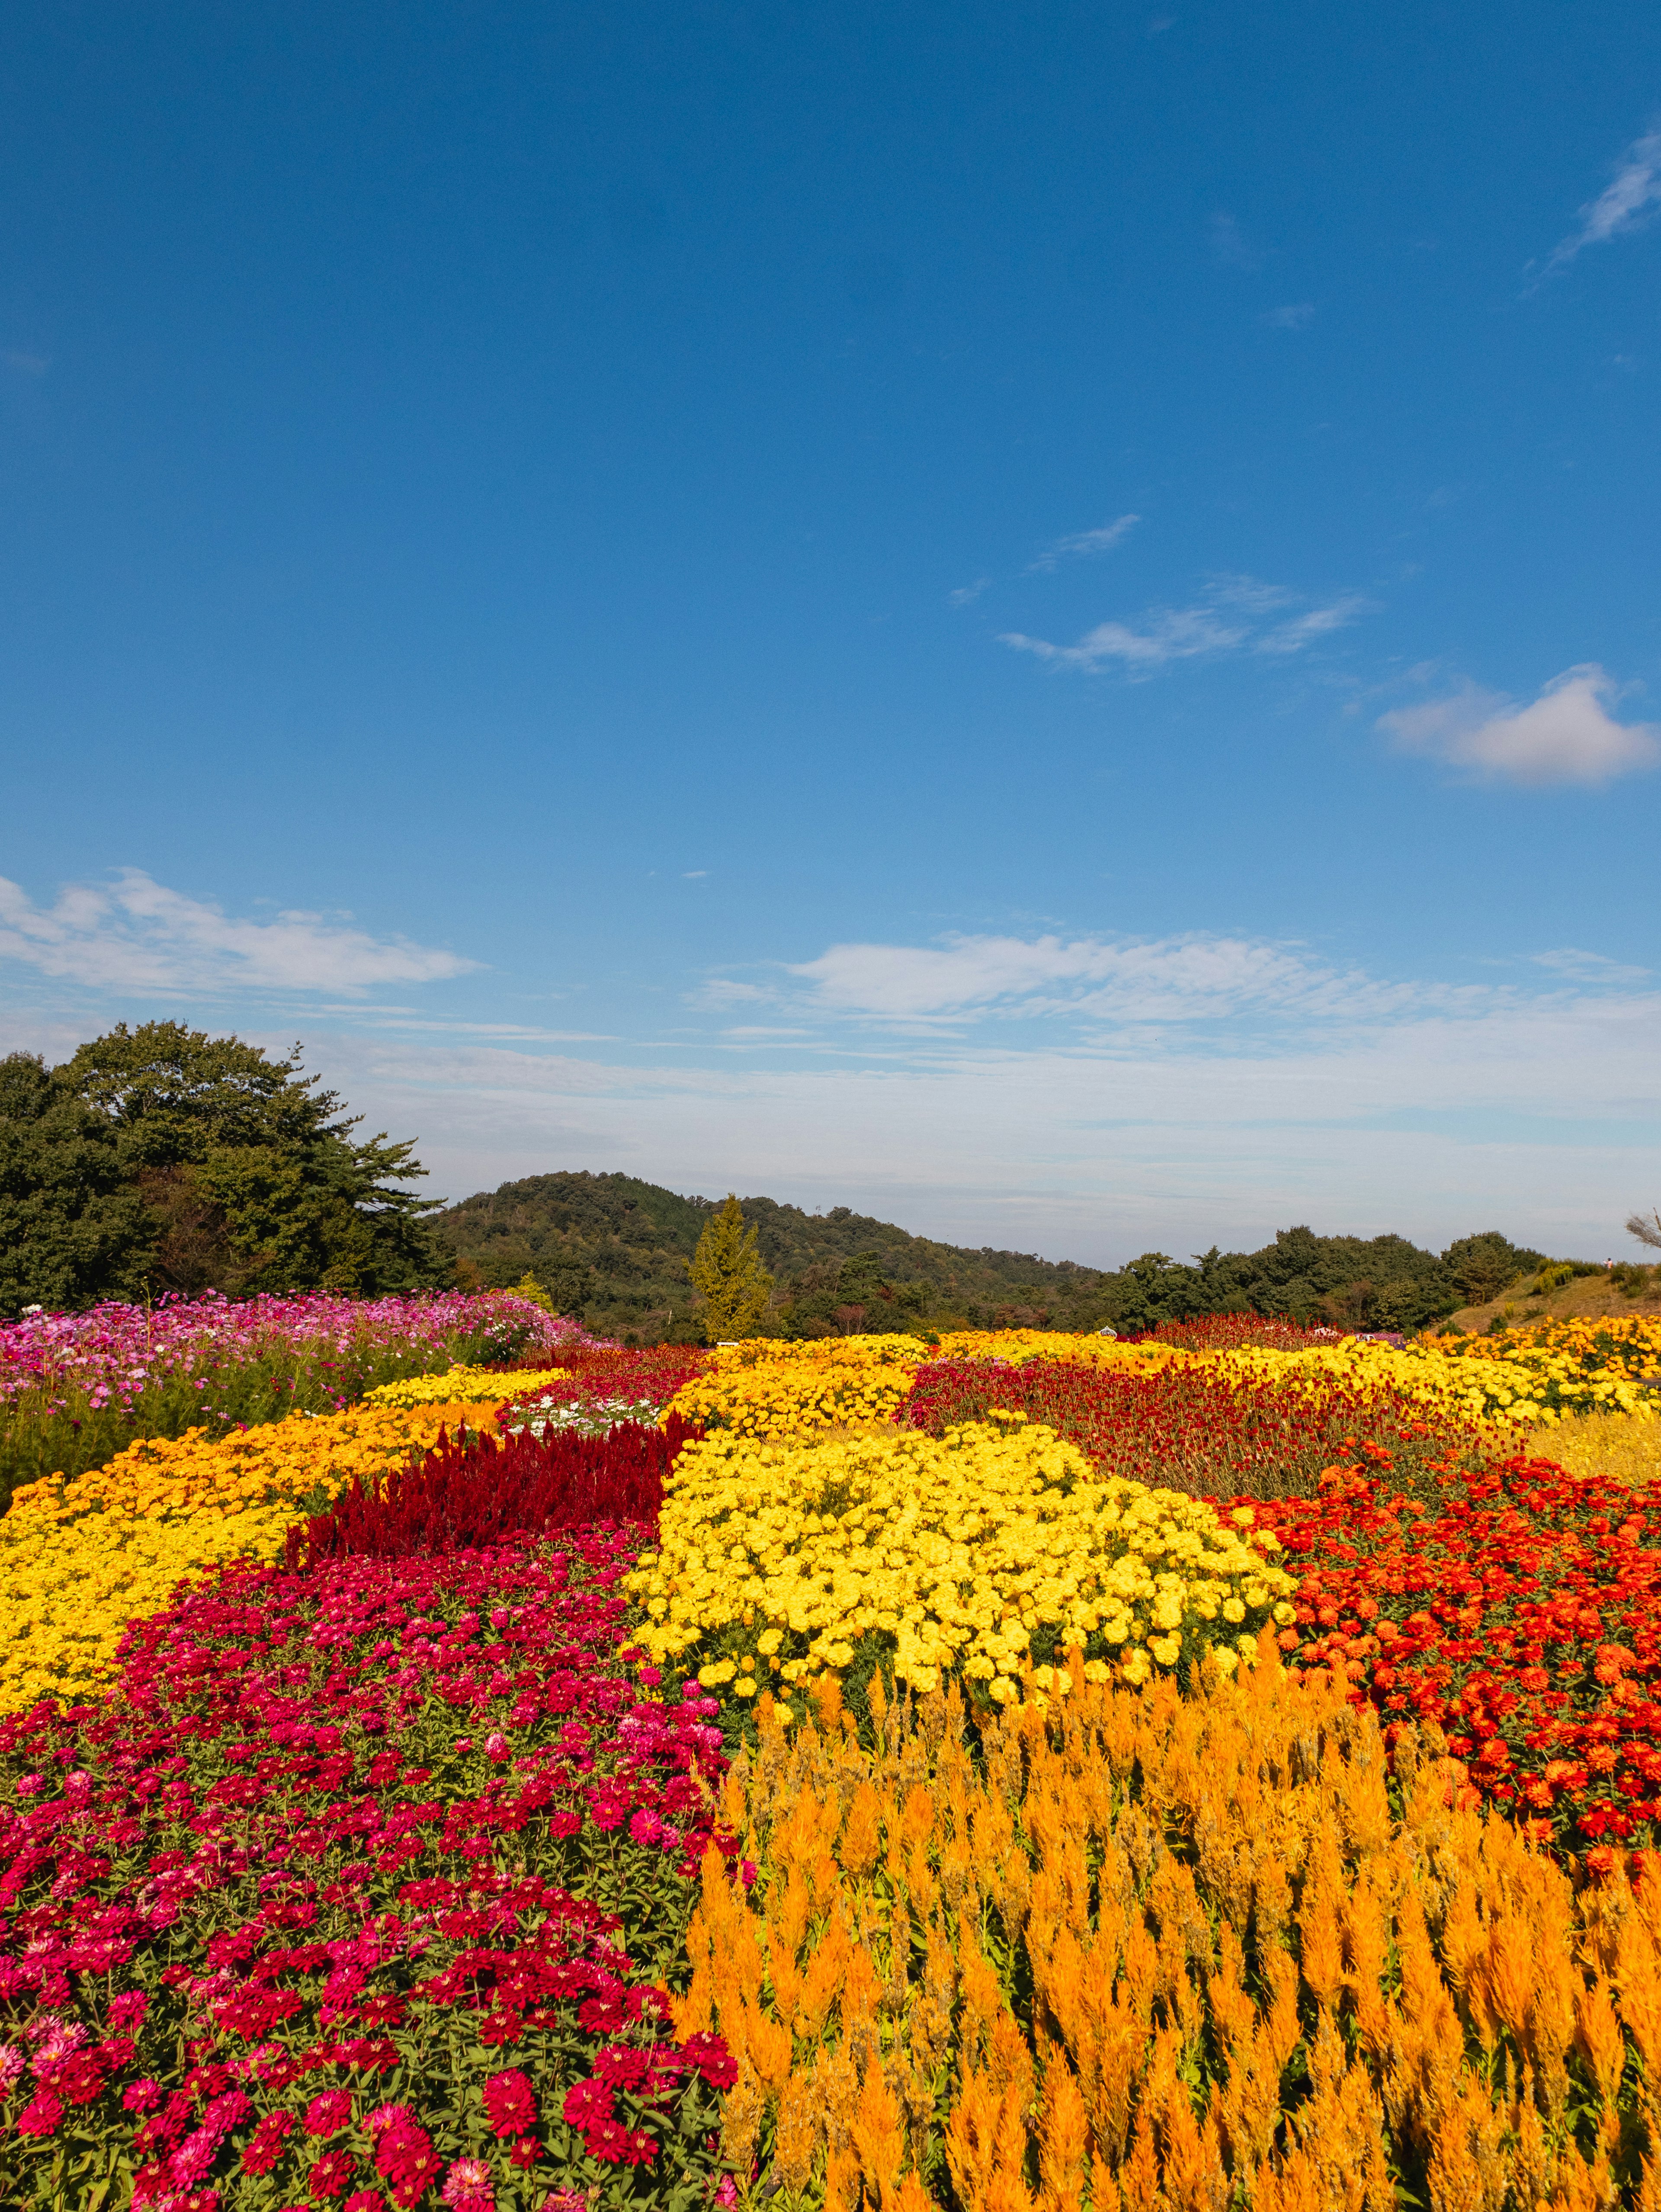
(624, 1415, 1296, 1704)
(666, 1330, 1172, 1439)
(1210, 1334, 1655, 1429)
(1433, 1312, 1661, 1402)
(361, 1364, 569, 1409)
(0, 1399, 491, 1713)
(1527, 1409, 1661, 1489)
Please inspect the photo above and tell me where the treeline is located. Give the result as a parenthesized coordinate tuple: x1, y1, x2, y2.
(0, 1024, 449, 1316)
(2, 1027, 1585, 1338)
(433, 1170, 1558, 1342)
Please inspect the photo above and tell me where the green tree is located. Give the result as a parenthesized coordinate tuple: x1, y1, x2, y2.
(1442, 1230, 1544, 1306)
(0, 1054, 156, 1316)
(686, 1194, 775, 1340)
(45, 1021, 450, 1302)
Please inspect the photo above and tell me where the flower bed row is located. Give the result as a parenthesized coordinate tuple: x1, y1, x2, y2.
(0, 1447, 736, 2210)
(625, 1417, 1296, 1709)
(1256, 1449, 1661, 1854)
(0, 1400, 506, 1716)
(896, 1353, 1495, 1500)
(0, 1291, 583, 1505)
(664, 1321, 1660, 1453)
(678, 1655, 1661, 2212)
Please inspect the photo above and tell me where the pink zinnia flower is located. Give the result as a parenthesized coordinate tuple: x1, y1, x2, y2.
(442, 2156, 494, 2209)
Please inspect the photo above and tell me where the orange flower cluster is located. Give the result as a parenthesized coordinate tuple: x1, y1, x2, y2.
(677, 1655, 1661, 2210)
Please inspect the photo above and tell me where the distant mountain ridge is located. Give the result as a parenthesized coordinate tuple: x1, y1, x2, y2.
(432, 1169, 1552, 1342)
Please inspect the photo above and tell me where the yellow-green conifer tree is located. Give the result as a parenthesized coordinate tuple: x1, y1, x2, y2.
(687, 1194, 775, 1340)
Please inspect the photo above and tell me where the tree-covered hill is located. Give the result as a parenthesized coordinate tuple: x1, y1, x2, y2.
(431, 1171, 1106, 1341)
(431, 1170, 1555, 1343)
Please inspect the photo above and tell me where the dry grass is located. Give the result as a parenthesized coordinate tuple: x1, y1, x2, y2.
(1533, 1409, 1661, 1489)
(1442, 1268, 1661, 1337)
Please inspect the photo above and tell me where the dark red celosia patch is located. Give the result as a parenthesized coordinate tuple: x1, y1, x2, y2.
(1256, 1453, 1661, 1854)
(285, 1415, 702, 1568)
(897, 1355, 1488, 1499)
(0, 1525, 736, 2207)
(1132, 1315, 1335, 1352)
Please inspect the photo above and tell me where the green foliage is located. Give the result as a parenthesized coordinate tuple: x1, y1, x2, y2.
(686, 1194, 776, 1340)
(432, 1170, 1562, 1345)
(432, 1172, 1109, 1341)
(1093, 1226, 1502, 1335)
(777, 1247, 934, 1338)
(0, 1054, 155, 1315)
(0, 1022, 451, 1313)
(1523, 1259, 1601, 1298)
(1441, 1229, 1548, 1307)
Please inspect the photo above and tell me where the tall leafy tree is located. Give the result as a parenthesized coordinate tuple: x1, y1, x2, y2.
(0, 1054, 155, 1316)
(686, 1194, 775, 1340)
(6, 1022, 452, 1306)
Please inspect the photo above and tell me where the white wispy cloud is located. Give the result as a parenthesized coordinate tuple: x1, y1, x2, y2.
(1026, 514, 1141, 573)
(1001, 606, 1245, 672)
(0, 870, 480, 994)
(1260, 303, 1314, 330)
(1379, 665, 1661, 786)
(317, 937, 1661, 1259)
(787, 930, 1411, 1024)
(1539, 125, 1661, 277)
(948, 577, 991, 605)
(1256, 595, 1370, 655)
(1000, 575, 1366, 675)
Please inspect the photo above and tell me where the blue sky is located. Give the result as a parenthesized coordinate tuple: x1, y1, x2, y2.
(3, 1, 1659, 1263)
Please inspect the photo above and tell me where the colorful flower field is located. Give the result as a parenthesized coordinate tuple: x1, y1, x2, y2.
(1, 1303, 1660, 2209)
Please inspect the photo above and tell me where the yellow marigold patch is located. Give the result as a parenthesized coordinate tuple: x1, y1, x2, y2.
(624, 1416, 1296, 1703)
(361, 1364, 569, 1409)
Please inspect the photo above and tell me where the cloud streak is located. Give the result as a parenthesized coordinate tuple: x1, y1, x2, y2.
(1027, 514, 1141, 572)
(1379, 665, 1661, 786)
(0, 870, 480, 995)
(1540, 125, 1661, 276)
(1000, 575, 1366, 675)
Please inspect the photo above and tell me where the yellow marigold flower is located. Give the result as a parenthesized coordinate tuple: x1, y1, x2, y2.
(625, 1416, 1294, 1704)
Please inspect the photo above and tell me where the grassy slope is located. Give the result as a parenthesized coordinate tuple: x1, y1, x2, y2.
(1437, 1269, 1661, 1337)
(432, 1171, 1108, 1341)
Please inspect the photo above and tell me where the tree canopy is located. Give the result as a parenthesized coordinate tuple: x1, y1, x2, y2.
(686, 1194, 776, 1340)
(0, 1023, 449, 1315)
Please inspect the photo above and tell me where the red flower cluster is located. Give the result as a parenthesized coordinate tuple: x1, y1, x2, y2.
(1132, 1315, 1334, 1352)
(0, 1517, 735, 2207)
(494, 1345, 712, 1420)
(1254, 1453, 1661, 1853)
(898, 1355, 1485, 1499)
(286, 1415, 703, 1567)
